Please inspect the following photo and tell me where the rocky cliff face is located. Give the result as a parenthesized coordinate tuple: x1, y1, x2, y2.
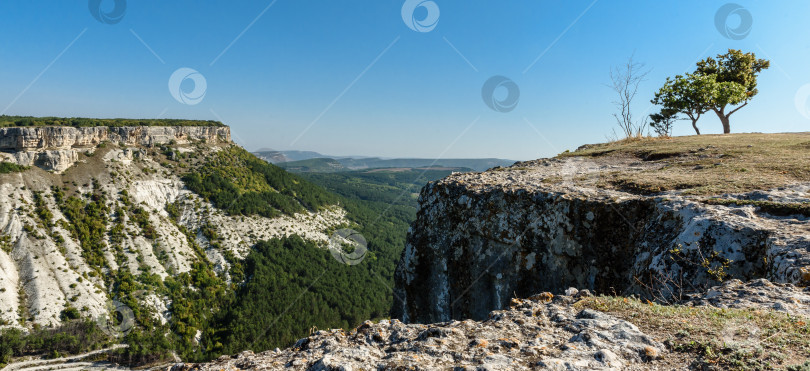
(0, 127, 346, 328)
(392, 156, 810, 324)
(0, 126, 230, 173)
(0, 126, 230, 151)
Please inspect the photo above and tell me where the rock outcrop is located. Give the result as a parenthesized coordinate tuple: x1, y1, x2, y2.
(0, 126, 230, 151)
(1, 149, 80, 173)
(180, 293, 664, 371)
(0, 126, 230, 173)
(392, 157, 810, 324)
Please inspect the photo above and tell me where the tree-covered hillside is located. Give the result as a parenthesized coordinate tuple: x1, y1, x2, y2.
(147, 145, 458, 361)
(300, 167, 469, 207)
(175, 154, 463, 359)
(182, 147, 337, 217)
(270, 156, 514, 173)
(209, 237, 391, 354)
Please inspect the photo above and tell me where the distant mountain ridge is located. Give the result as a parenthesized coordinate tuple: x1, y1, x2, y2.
(253, 150, 516, 172)
(253, 150, 378, 162)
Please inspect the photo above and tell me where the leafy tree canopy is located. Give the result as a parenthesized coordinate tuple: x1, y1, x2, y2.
(696, 49, 770, 96)
(651, 73, 714, 135)
(695, 49, 769, 133)
(651, 49, 769, 134)
(649, 107, 680, 137)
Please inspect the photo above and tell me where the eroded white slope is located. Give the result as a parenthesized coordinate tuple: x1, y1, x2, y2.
(0, 145, 348, 329)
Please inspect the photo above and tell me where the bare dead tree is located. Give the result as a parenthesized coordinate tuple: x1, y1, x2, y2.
(634, 271, 693, 305)
(609, 56, 651, 139)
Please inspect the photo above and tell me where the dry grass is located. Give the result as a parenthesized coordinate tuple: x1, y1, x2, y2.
(560, 133, 810, 196)
(576, 296, 810, 370)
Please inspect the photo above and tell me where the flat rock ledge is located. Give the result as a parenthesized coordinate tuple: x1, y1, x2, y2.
(177, 294, 664, 371)
(683, 278, 810, 318)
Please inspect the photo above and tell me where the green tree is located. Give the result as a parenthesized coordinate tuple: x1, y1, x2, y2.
(651, 73, 713, 135)
(695, 49, 770, 133)
(649, 107, 680, 137)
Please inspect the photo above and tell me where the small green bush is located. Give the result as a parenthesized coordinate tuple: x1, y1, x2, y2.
(0, 162, 27, 174)
(60, 307, 80, 321)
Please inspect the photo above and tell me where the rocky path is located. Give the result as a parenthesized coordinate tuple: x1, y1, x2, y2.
(2, 345, 129, 371)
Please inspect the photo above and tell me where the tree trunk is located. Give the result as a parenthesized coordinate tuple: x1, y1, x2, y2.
(712, 108, 731, 134)
(720, 115, 730, 134)
(691, 119, 701, 135)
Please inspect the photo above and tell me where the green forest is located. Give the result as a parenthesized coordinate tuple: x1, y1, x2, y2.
(300, 167, 468, 208)
(0, 320, 111, 364)
(208, 237, 390, 353)
(0, 115, 224, 128)
(182, 146, 337, 217)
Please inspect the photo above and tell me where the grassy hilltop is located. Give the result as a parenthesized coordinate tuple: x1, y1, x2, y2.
(560, 132, 810, 196)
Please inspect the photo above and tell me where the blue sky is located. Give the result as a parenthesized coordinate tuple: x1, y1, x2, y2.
(1, 1, 809, 160)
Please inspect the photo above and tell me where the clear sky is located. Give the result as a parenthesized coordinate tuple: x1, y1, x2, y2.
(1, 1, 809, 160)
